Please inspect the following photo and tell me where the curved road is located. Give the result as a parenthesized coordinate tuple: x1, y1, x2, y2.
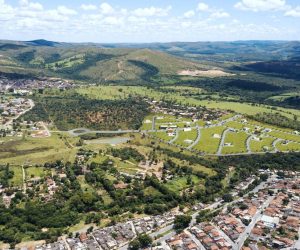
(217, 128, 230, 156)
(187, 126, 201, 149)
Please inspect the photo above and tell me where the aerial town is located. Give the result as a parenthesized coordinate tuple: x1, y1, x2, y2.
(2, 169, 295, 250)
(0, 76, 73, 93)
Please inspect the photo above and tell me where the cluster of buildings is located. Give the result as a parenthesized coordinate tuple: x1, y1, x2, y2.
(35, 212, 177, 250)
(0, 97, 32, 129)
(190, 223, 233, 250)
(248, 178, 300, 249)
(166, 232, 199, 250)
(0, 77, 73, 93)
(146, 99, 230, 123)
(213, 215, 245, 242)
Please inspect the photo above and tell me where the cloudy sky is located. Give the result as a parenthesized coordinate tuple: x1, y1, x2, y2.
(1, 0, 300, 43)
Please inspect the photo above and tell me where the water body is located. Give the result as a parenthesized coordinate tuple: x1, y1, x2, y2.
(84, 137, 130, 145)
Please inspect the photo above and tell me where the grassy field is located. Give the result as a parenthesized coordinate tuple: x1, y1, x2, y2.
(225, 121, 245, 130)
(149, 131, 173, 142)
(77, 175, 95, 193)
(86, 154, 141, 175)
(250, 137, 275, 152)
(269, 131, 300, 143)
(77, 86, 300, 120)
(193, 126, 226, 153)
(175, 129, 198, 147)
(0, 134, 78, 165)
(9, 166, 23, 187)
(276, 141, 300, 152)
(222, 131, 249, 154)
(164, 175, 202, 193)
(25, 166, 48, 179)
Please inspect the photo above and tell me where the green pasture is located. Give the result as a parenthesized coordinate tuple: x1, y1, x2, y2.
(193, 126, 226, 153)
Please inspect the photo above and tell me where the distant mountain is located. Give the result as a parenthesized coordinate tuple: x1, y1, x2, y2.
(25, 39, 63, 47)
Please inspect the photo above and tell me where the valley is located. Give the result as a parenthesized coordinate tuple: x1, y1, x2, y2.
(0, 40, 300, 250)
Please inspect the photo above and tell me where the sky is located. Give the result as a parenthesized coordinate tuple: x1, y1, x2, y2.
(1, 0, 300, 43)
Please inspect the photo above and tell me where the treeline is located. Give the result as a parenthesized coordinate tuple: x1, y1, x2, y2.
(218, 152, 300, 172)
(248, 112, 300, 130)
(109, 147, 145, 162)
(0, 164, 14, 187)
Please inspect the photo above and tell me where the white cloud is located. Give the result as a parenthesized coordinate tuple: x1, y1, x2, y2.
(102, 16, 122, 25)
(284, 6, 300, 17)
(99, 2, 114, 15)
(210, 11, 230, 18)
(235, 0, 287, 12)
(0, 0, 299, 42)
(57, 6, 77, 16)
(197, 2, 209, 12)
(183, 10, 195, 18)
(80, 4, 97, 11)
(19, 0, 43, 11)
(132, 6, 172, 17)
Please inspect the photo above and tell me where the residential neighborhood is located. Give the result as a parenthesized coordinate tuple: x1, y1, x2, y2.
(0, 76, 73, 93)
(7, 169, 296, 250)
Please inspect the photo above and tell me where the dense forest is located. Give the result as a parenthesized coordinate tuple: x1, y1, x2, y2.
(20, 93, 149, 130)
(248, 112, 300, 131)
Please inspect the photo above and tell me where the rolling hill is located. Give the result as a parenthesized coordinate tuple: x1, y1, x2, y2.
(0, 40, 227, 83)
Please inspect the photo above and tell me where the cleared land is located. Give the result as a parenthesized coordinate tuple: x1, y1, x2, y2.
(0, 134, 77, 165)
(221, 131, 249, 154)
(174, 129, 198, 147)
(193, 126, 226, 154)
(276, 141, 300, 152)
(250, 137, 275, 152)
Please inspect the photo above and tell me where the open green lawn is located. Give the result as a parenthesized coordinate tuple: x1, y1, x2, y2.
(222, 131, 249, 154)
(225, 121, 245, 130)
(0, 134, 77, 165)
(149, 131, 174, 142)
(269, 131, 300, 143)
(9, 166, 23, 187)
(140, 122, 153, 131)
(276, 141, 300, 152)
(164, 175, 202, 193)
(250, 137, 275, 152)
(189, 164, 216, 176)
(143, 186, 163, 197)
(25, 166, 48, 180)
(244, 119, 296, 133)
(193, 126, 226, 153)
(77, 175, 95, 193)
(174, 129, 198, 147)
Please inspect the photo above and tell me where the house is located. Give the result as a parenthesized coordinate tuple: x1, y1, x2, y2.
(260, 215, 279, 228)
(213, 134, 221, 139)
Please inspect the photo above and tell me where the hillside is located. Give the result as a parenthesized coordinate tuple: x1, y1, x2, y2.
(0, 41, 221, 84)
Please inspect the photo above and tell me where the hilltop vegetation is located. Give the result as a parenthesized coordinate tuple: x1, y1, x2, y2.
(21, 91, 149, 131)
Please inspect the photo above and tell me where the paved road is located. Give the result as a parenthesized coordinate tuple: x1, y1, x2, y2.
(187, 126, 201, 149)
(235, 195, 275, 250)
(272, 138, 284, 152)
(119, 224, 174, 250)
(246, 135, 253, 154)
(217, 128, 230, 155)
(22, 165, 26, 194)
(185, 230, 206, 250)
(169, 128, 180, 144)
(119, 175, 272, 250)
